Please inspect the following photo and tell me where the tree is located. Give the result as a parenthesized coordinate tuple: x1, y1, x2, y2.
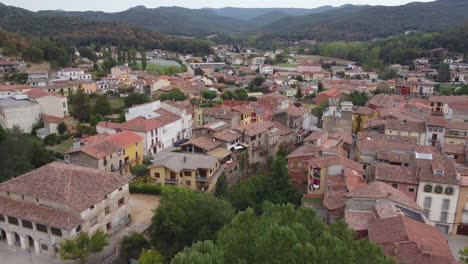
(30, 119, 44, 136)
(120, 233, 150, 261)
(89, 113, 104, 127)
(71, 89, 92, 122)
(460, 247, 468, 264)
(234, 89, 249, 100)
(124, 93, 151, 107)
(93, 95, 112, 116)
(252, 76, 265, 87)
(317, 81, 324, 92)
(215, 173, 228, 198)
(139, 249, 164, 264)
(438, 63, 451, 83)
(149, 188, 235, 258)
(131, 164, 148, 177)
(194, 67, 204, 76)
(296, 87, 303, 99)
(344, 91, 369, 106)
(221, 91, 234, 100)
(57, 122, 67, 135)
(201, 89, 217, 101)
(22, 46, 43, 62)
(141, 49, 148, 71)
(30, 141, 53, 168)
(157, 89, 187, 102)
(0, 125, 5, 142)
(173, 204, 396, 264)
(59, 230, 109, 263)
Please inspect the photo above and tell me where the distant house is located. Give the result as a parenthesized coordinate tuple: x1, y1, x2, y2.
(57, 68, 91, 81)
(111, 65, 131, 76)
(0, 95, 40, 133)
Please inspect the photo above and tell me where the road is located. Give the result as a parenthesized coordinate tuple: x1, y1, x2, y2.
(178, 55, 194, 75)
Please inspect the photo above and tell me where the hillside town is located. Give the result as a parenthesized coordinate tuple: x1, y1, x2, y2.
(1, 24, 468, 264)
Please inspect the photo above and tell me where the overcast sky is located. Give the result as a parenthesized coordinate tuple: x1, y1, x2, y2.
(2, 0, 435, 12)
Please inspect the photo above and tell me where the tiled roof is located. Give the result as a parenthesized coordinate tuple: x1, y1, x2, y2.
(181, 136, 222, 151)
(385, 119, 425, 133)
(235, 121, 274, 136)
(304, 130, 328, 142)
(149, 152, 218, 172)
(374, 164, 418, 184)
(354, 106, 375, 115)
(443, 143, 465, 154)
(446, 120, 468, 130)
(286, 145, 321, 159)
(368, 215, 456, 264)
(345, 211, 375, 231)
(0, 162, 128, 212)
(79, 133, 110, 145)
(42, 115, 64, 123)
(377, 150, 413, 164)
(105, 131, 143, 147)
(97, 121, 123, 130)
(429, 95, 468, 103)
(119, 117, 162, 132)
(346, 181, 421, 210)
(0, 196, 83, 230)
(0, 85, 32, 91)
(425, 115, 448, 127)
(214, 130, 241, 143)
(415, 151, 459, 184)
(308, 156, 364, 174)
(24, 89, 60, 98)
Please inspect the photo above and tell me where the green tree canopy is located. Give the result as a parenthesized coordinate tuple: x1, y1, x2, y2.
(125, 93, 151, 107)
(59, 230, 109, 263)
(70, 88, 92, 122)
(201, 89, 217, 100)
(93, 95, 112, 116)
(157, 89, 187, 102)
(57, 122, 67, 135)
(172, 204, 396, 264)
(194, 67, 204, 76)
(149, 187, 235, 258)
(139, 249, 165, 264)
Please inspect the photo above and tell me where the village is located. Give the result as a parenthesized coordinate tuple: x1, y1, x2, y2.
(1, 40, 468, 264)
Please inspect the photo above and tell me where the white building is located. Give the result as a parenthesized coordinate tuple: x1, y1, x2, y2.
(98, 100, 193, 155)
(57, 68, 91, 81)
(0, 162, 130, 257)
(260, 64, 274, 75)
(0, 95, 40, 133)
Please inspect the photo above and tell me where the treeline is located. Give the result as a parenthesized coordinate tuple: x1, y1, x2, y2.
(310, 25, 468, 72)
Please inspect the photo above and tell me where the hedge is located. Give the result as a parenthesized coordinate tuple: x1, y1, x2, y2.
(129, 183, 185, 195)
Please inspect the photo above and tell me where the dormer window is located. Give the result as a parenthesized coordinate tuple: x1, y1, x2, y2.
(435, 169, 444, 175)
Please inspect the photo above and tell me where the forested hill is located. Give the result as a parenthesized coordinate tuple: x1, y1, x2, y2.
(259, 0, 468, 41)
(0, 3, 213, 55)
(39, 6, 253, 37)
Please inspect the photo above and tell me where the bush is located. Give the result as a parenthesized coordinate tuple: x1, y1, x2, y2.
(129, 183, 177, 195)
(131, 164, 148, 177)
(43, 134, 62, 146)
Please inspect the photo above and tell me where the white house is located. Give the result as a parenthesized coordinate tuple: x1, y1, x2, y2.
(57, 68, 91, 81)
(260, 64, 274, 75)
(0, 95, 40, 133)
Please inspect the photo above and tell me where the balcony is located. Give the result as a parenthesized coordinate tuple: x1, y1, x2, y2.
(165, 178, 179, 184)
(195, 168, 224, 183)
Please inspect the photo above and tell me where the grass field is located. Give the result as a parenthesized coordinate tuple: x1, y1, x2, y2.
(302, 102, 319, 109)
(108, 98, 125, 110)
(47, 140, 73, 154)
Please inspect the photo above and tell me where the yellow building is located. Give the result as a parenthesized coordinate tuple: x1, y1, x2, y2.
(444, 122, 468, 145)
(453, 172, 468, 235)
(384, 119, 426, 145)
(352, 106, 379, 133)
(148, 152, 222, 193)
(194, 108, 203, 126)
(232, 106, 252, 126)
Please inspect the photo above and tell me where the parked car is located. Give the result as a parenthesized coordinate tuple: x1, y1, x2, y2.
(173, 138, 188, 147)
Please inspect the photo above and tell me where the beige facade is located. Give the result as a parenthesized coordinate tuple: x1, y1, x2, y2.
(33, 95, 69, 118)
(385, 129, 426, 145)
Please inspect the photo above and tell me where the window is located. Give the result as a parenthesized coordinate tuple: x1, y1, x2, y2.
(154, 172, 160, 178)
(106, 222, 112, 231)
(445, 187, 454, 195)
(440, 212, 448, 223)
(391, 183, 398, 189)
(105, 206, 111, 215)
(37, 223, 48, 233)
(41, 244, 48, 251)
(0, 215, 4, 222)
(408, 187, 415, 193)
(90, 216, 98, 227)
(184, 171, 191, 176)
(424, 185, 432, 193)
(434, 186, 443, 194)
(186, 180, 191, 186)
(22, 220, 33, 229)
(76, 225, 82, 233)
(423, 197, 432, 209)
(118, 198, 125, 207)
(442, 199, 450, 211)
(8, 216, 19, 226)
(423, 209, 430, 218)
(119, 187, 123, 191)
(51, 227, 62, 237)
(90, 205, 95, 210)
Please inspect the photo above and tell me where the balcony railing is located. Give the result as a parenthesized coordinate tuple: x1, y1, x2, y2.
(165, 178, 179, 184)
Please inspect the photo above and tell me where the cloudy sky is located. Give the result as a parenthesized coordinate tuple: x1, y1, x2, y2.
(2, 0, 435, 12)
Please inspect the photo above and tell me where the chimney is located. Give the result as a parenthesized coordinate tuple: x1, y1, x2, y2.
(420, 244, 432, 256)
(392, 243, 400, 255)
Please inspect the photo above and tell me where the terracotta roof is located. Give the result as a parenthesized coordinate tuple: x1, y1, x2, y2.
(104, 131, 143, 147)
(308, 156, 364, 174)
(0, 196, 83, 230)
(377, 150, 413, 164)
(368, 215, 456, 264)
(354, 106, 375, 115)
(97, 121, 123, 130)
(345, 211, 375, 231)
(235, 121, 274, 136)
(24, 89, 62, 99)
(425, 115, 448, 127)
(429, 95, 468, 103)
(0, 162, 128, 212)
(181, 136, 222, 151)
(444, 143, 465, 154)
(42, 115, 64, 123)
(374, 164, 418, 184)
(119, 117, 162, 132)
(304, 130, 328, 142)
(150, 152, 218, 172)
(286, 145, 322, 159)
(385, 119, 425, 133)
(324, 174, 347, 210)
(79, 133, 110, 145)
(0, 85, 32, 91)
(286, 106, 309, 117)
(447, 102, 468, 110)
(415, 151, 459, 184)
(346, 181, 422, 210)
(214, 130, 241, 143)
(446, 120, 468, 130)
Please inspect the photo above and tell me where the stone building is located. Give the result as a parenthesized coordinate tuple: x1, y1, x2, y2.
(0, 162, 130, 257)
